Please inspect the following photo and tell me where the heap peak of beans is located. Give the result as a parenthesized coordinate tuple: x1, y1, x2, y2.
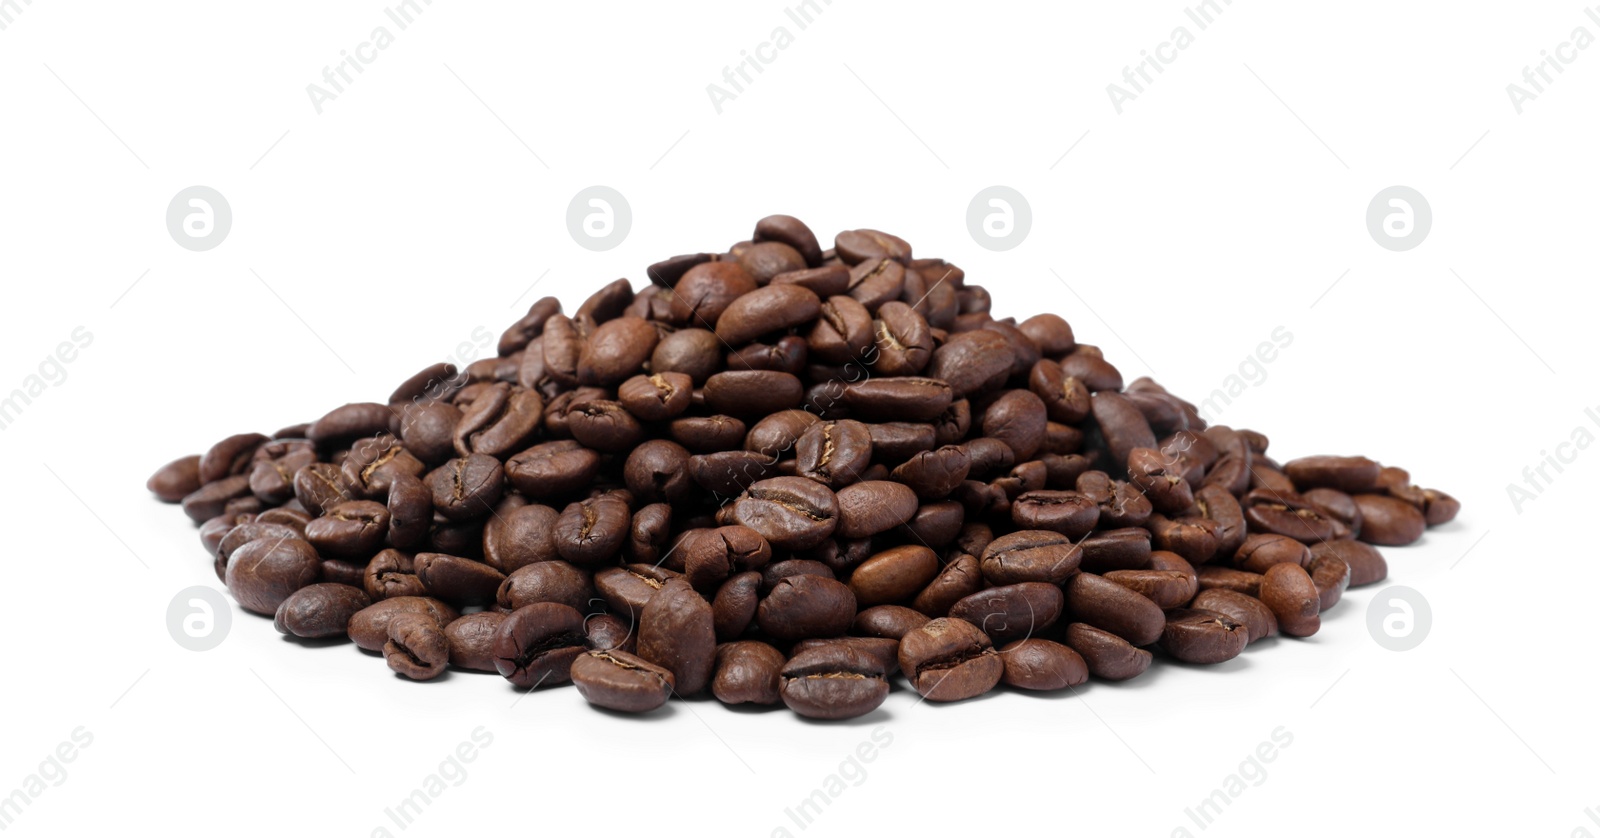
(149, 215, 1460, 718)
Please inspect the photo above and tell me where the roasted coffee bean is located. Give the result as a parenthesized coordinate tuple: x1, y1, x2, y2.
(364, 549, 426, 600)
(794, 419, 874, 488)
(494, 602, 589, 688)
(1126, 447, 1194, 514)
(618, 373, 693, 422)
(304, 500, 390, 558)
(148, 454, 203, 502)
(1302, 488, 1362, 536)
(1309, 553, 1351, 610)
(348, 596, 459, 652)
(910, 552, 982, 619)
(848, 545, 939, 606)
(926, 329, 1012, 399)
(1309, 539, 1387, 587)
(865, 422, 937, 463)
(549, 494, 631, 566)
(836, 228, 912, 265)
(385, 472, 431, 551)
(626, 503, 674, 563)
(1090, 391, 1156, 470)
(426, 454, 504, 521)
(949, 582, 1063, 644)
(482, 503, 560, 573)
(384, 613, 450, 680)
(1284, 455, 1381, 493)
(833, 480, 918, 539)
(898, 617, 1003, 702)
(651, 328, 723, 385)
(1064, 573, 1165, 647)
(1009, 491, 1099, 539)
(498, 560, 597, 612)
(1259, 563, 1321, 637)
(622, 440, 693, 506)
(710, 640, 787, 706)
(636, 579, 717, 695)
(1159, 609, 1249, 664)
(1078, 528, 1152, 574)
(1191, 589, 1277, 644)
(1233, 533, 1313, 574)
(571, 650, 676, 713)
(225, 536, 320, 615)
(1351, 494, 1427, 546)
(414, 553, 506, 606)
(1063, 623, 1151, 680)
(200, 432, 269, 483)
(757, 575, 855, 642)
(1146, 513, 1221, 565)
(716, 284, 821, 346)
(1103, 568, 1196, 610)
(183, 475, 254, 523)
(780, 644, 891, 719)
(1241, 489, 1344, 544)
(1195, 566, 1265, 598)
(307, 402, 398, 449)
(274, 583, 371, 639)
(979, 530, 1081, 586)
(585, 613, 636, 655)
(567, 400, 644, 452)
(729, 477, 840, 551)
(754, 215, 823, 265)
(703, 371, 804, 418)
(688, 450, 779, 496)
(505, 441, 602, 501)
(1029, 360, 1091, 425)
(853, 604, 932, 639)
(443, 612, 507, 671)
(593, 564, 678, 616)
(577, 316, 659, 387)
(1000, 638, 1089, 691)
(744, 410, 819, 459)
(711, 571, 763, 641)
(773, 264, 850, 297)
(681, 526, 772, 592)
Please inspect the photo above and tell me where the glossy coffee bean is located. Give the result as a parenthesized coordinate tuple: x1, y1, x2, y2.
(273, 583, 371, 639)
(347, 596, 459, 652)
(949, 582, 1063, 644)
(711, 640, 786, 706)
(414, 553, 506, 606)
(148, 455, 203, 502)
(226, 536, 321, 615)
(757, 575, 856, 642)
(443, 612, 507, 671)
(852, 605, 932, 639)
(1351, 494, 1427, 546)
(1159, 609, 1249, 664)
(1309, 539, 1387, 587)
(780, 644, 890, 720)
(498, 560, 596, 613)
(493, 602, 589, 688)
(1259, 563, 1321, 638)
(1064, 573, 1165, 647)
(384, 613, 450, 680)
(999, 638, 1088, 691)
(729, 477, 840, 551)
(911, 553, 983, 618)
(979, 530, 1082, 586)
(636, 579, 717, 695)
(833, 480, 918, 539)
(898, 617, 1004, 702)
(1309, 553, 1351, 610)
(1233, 533, 1313, 574)
(1063, 623, 1152, 681)
(1191, 589, 1278, 644)
(571, 650, 676, 713)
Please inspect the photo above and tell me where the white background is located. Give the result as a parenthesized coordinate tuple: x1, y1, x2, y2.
(1, 2, 1595, 836)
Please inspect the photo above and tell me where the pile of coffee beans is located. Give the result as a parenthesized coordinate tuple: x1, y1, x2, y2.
(148, 215, 1460, 719)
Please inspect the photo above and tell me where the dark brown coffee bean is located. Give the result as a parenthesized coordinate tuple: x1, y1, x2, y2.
(715, 284, 821, 346)
(1196, 566, 1265, 598)
(1159, 608, 1249, 664)
(384, 613, 450, 680)
(1241, 489, 1344, 543)
(200, 432, 269, 484)
(1147, 513, 1221, 565)
(182, 475, 254, 523)
(1090, 391, 1156, 470)
(494, 602, 588, 688)
(1063, 623, 1151, 681)
(1079, 528, 1152, 574)
(443, 611, 507, 671)
(1309, 539, 1387, 587)
(225, 536, 320, 615)
(617, 372, 693, 423)
(703, 371, 804, 418)
(982, 390, 1048, 461)
(425, 454, 503, 522)
(927, 329, 1013, 399)
(870, 301, 933, 377)
(833, 480, 918, 539)
(551, 492, 632, 566)
(1009, 490, 1100, 539)
(794, 420, 874, 488)
(669, 415, 747, 454)
(1191, 589, 1278, 643)
(864, 422, 937, 463)
(593, 564, 679, 616)
(363, 549, 426, 600)
(853, 604, 931, 639)
(566, 400, 644, 452)
(307, 403, 398, 449)
(347, 596, 459, 651)
(729, 476, 839, 551)
(149, 454, 203, 502)
(636, 578, 716, 695)
(1103, 569, 1196, 610)
(999, 638, 1088, 691)
(669, 261, 758, 328)
(413, 553, 506, 606)
(1126, 447, 1194, 514)
(1302, 488, 1362, 536)
(1065, 573, 1165, 647)
(647, 253, 713, 288)
(273, 583, 370, 639)
(711, 571, 762, 641)
(1284, 455, 1381, 493)
(498, 561, 596, 613)
(302, 500, 389, 559)
(757, 575, 855, 641)
(497, 297, 561, 356)
(1309, 553, 1351, 610)
(949, 582, 1063, 644)
(481, 503, 559, 574)
(780, 644, 890, 719)
(910, 552, 982, 618)
(898, 617, 1003, 702)
(1233, 533, 1313, 574)
(979, 530, 1081, 586)
(585, 613, 635, 655)
(754, 215, 823, 265)
(505, 441, 602, 501)
(577, 316, 658, 387)
(847, 545, 938, 606)
(1351, 494, 1427, 545)
(1259, 563, 1321, 637)
(571, 650, 676, 713)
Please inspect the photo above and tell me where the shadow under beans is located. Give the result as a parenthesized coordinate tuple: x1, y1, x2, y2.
(278, 634, 351, 650)
(588, 701, 680, 721)
(791, 706, 893, 727)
